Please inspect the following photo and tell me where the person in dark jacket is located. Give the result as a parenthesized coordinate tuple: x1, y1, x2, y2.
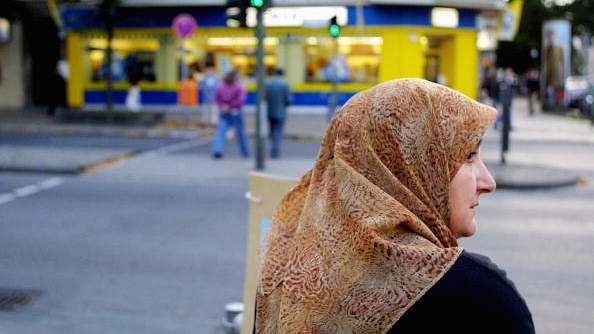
(265, 67, 292, 158)
(526, 68, 540, 115)
(47, 65, 67, 117)
(256, 78, 535, 334)
(496, 67, 517, 131)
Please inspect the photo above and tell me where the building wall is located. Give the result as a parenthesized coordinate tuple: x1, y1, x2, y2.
(63, 5, 485, 108)
(0, 19, 25, 109)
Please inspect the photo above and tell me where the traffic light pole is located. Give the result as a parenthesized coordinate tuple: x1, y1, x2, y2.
(329, 37, 338, 122)
(327, 16, 340, 122)
(254, 7, 266, 170)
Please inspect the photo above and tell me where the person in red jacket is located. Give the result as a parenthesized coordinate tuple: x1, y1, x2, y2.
(211, 68, 250, 159)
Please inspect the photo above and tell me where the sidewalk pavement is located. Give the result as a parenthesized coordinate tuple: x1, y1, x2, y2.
(1, 97, 593, 189)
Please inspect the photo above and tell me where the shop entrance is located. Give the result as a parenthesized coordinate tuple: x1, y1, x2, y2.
(424, 55, 440, 83)
(422, 35, 453, 85)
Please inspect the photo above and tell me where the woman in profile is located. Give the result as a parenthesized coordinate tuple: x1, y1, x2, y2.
(256, 78, 535, 333)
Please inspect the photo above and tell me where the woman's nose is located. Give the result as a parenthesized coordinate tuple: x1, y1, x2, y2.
(478, 159, 496, 193)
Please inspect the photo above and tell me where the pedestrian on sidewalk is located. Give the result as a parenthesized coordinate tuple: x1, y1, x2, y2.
(177, 73, 198, 107)
(125, 77, 142, 112)
(256, 78, 535, 333)
(525, 68, 540, 116)
(265, 67, 292, 158)
(496, 67, 517, 131)
(482, 68, 501, 127)
(211, 68, 250, 159)
(199, 66, 221, 126)
(47, 63, 67, 116)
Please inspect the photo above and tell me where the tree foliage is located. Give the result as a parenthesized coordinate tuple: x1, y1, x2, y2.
(497, 0, 593, 74)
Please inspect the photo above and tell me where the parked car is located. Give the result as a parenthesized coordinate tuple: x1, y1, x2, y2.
(564, 75, 591, 115)
(582, 82, 593, 117)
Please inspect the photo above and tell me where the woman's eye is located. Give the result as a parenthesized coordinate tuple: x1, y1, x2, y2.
(466, 152, 477, 163)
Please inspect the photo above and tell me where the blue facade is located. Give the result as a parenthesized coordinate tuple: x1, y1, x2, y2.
(347, 6, 476, 27)
(63, 5, 478, 30)
(63, 6, 226, 29)
(85, 90, 178, 105)
(85, 90, 354, 107)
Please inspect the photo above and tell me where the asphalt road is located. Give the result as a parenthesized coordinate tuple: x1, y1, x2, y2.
(0, 110, 593, 333)
(0, 136, 321, 334)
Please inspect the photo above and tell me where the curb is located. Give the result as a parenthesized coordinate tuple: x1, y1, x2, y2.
(487, 163, 580, 190)
(0, 147, 139, 175)
(0, 110, 587, 190)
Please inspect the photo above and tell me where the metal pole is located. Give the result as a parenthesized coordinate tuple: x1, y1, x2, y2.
(328, 38, 338, 122)
(106, 36, 113, 120)
(254, 8, 266, 170)
(500, 81, 512, 165)
(501, 104, 510, 164)
(180, 42, 188, 106)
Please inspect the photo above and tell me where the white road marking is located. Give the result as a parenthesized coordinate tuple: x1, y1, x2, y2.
(0, 193, 16, 205)
(140, 138, 210, 156)
(13, 184, 39, 197)
(0, 177, 63, 206)
(38, 177, 63, 189)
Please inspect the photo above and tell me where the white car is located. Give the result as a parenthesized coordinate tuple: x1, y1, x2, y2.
(564, 76, 591, 115)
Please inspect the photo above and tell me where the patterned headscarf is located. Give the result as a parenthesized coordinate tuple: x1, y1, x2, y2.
(256, 78, 497, 333)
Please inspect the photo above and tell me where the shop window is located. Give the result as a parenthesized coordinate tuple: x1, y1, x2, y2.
(202, 36, 278, 81)
(87, 38, 158, 83)
(126, 51, 156, 82)
(306, 36, 381, 84)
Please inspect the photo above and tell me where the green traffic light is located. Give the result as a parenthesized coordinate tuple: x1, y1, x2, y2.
(250, 0, 264, 7)
(329, 24, 340, 38)
(329, 16, 340, 38)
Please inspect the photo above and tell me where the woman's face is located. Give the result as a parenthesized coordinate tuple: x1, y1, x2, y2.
(448, 147, 496, 238)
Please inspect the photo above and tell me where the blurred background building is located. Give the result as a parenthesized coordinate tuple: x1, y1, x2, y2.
(1, 0, 522, 110)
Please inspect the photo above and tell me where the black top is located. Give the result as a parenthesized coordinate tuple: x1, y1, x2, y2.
(526, 78, 540, 93)
(388, 250, 535, 334)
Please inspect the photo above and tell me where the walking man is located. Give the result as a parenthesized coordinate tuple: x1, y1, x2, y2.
(265, 67, 292, 158)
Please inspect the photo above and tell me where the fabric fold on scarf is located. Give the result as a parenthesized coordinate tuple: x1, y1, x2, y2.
(257, 78, 497, 333)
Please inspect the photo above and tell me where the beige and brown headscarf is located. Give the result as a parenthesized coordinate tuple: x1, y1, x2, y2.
(256, 78, 497, 333)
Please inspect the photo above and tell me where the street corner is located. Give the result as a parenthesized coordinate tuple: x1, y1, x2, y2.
(0, 146, 138, 175)
(486, 162, 580, 190)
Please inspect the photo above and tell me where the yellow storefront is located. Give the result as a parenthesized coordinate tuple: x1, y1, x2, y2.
(62, 4, 505, 108)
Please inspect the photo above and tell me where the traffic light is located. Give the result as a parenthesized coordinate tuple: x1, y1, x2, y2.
(226, 0, 272, 27)
(249, 0, 271, 10)
(225, 0, 248, 28)
(250, 0, 264, 8)
(329, 16, 340, 38)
